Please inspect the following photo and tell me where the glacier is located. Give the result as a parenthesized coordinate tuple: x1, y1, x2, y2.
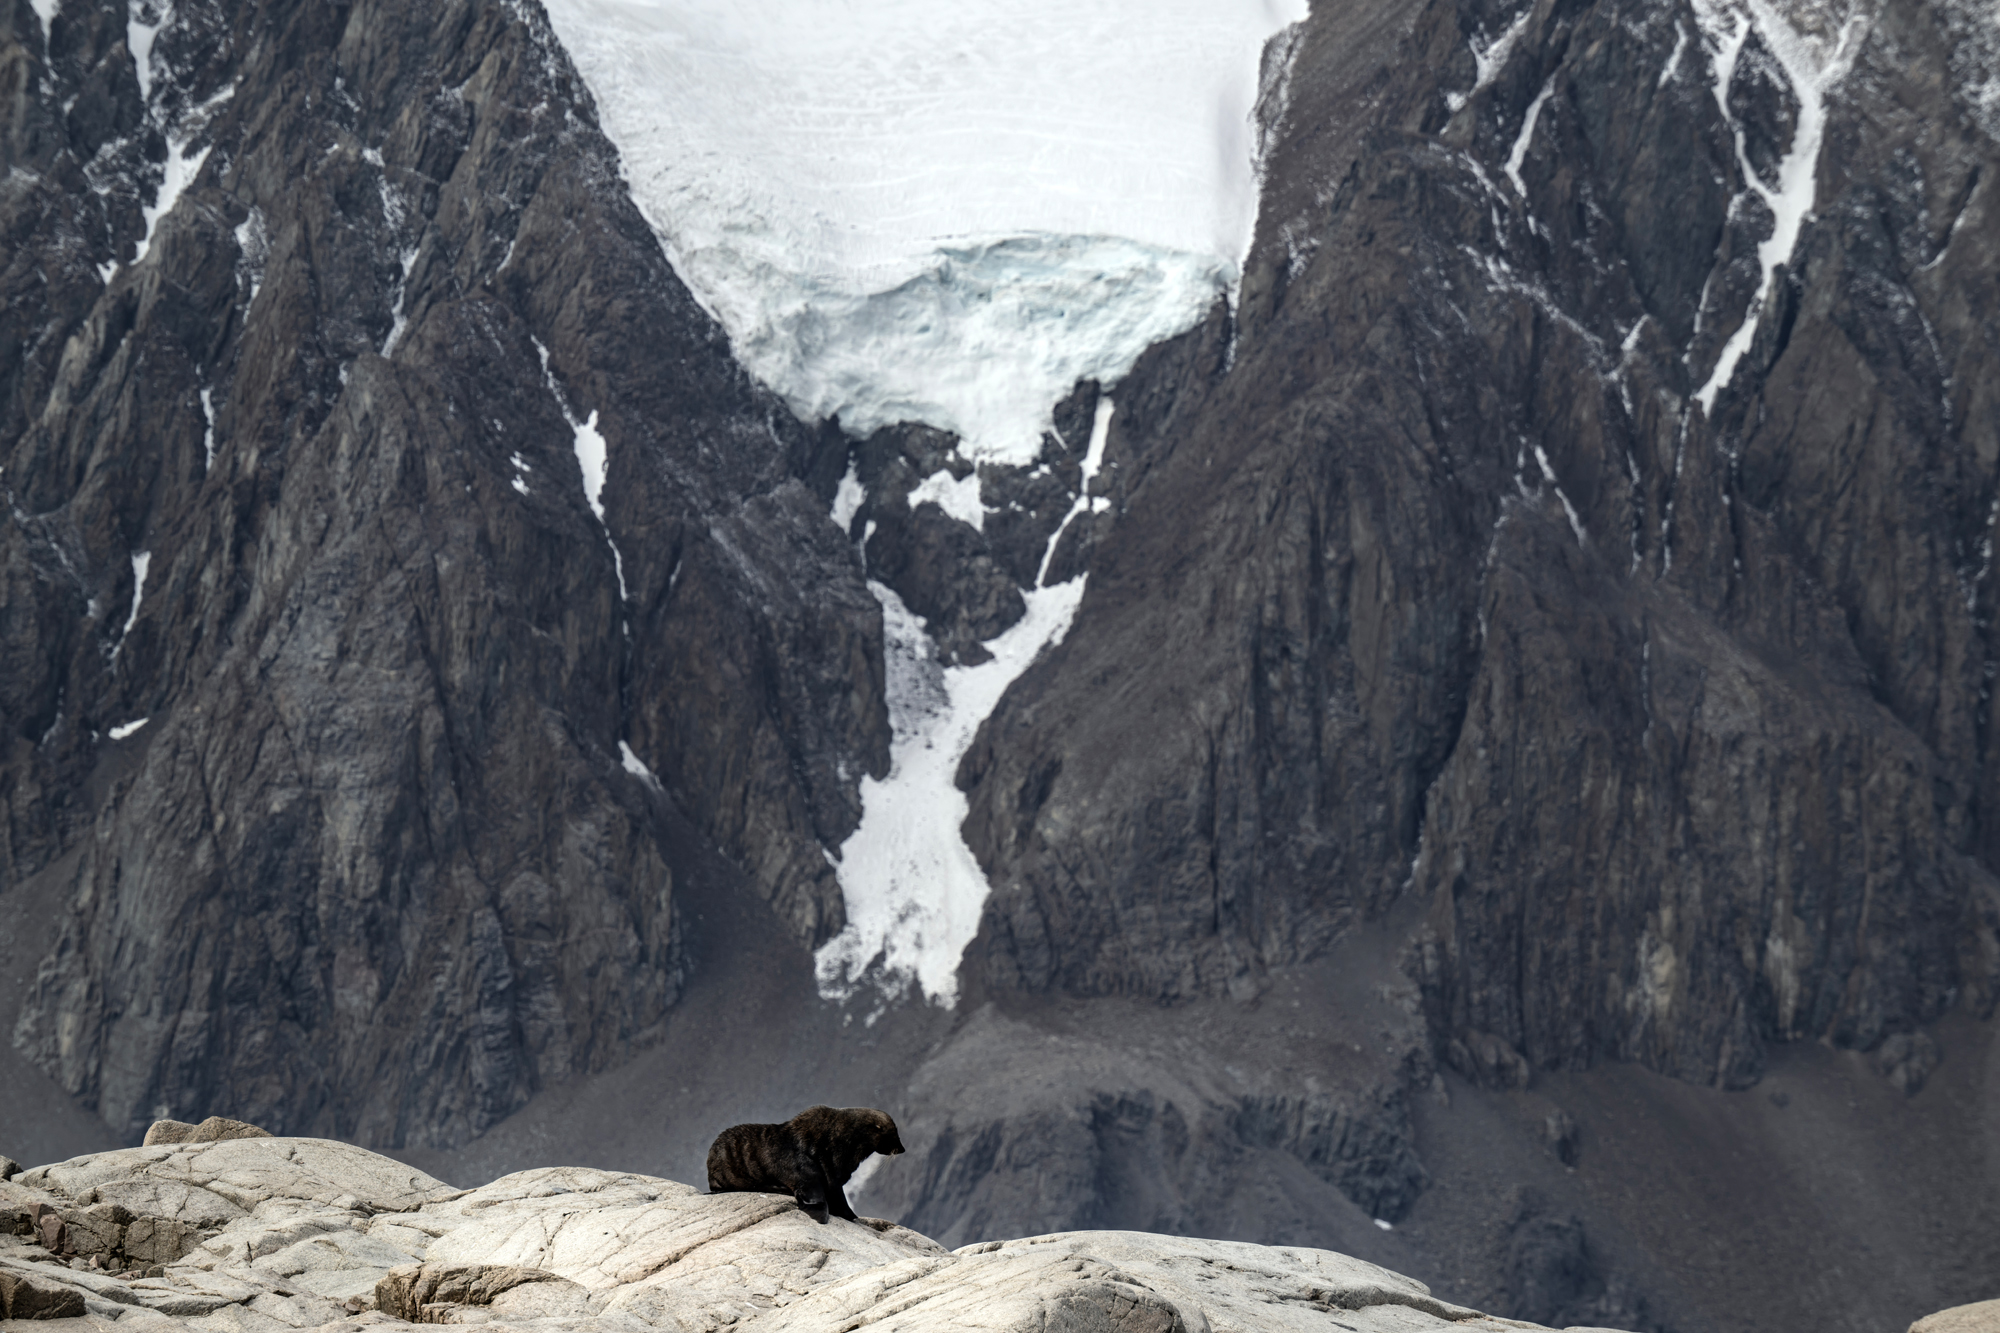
(540, 0, 1305, 464)
(541, 0, 1306, 1005)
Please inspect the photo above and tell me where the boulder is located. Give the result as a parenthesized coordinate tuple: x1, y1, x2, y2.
(375, 1262, 593, 1322)
(0, 1268, 89, 1319)
(1913, 1301, 2000, 1333)
(143, 1118, 277, 1148)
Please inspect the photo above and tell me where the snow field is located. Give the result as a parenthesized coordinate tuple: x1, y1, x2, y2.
(816, 399, 1116, 1007)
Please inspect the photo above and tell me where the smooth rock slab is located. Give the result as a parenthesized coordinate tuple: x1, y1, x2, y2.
(0, 1139, 1633, 1332)
(1912, 1301, 2000, 1333)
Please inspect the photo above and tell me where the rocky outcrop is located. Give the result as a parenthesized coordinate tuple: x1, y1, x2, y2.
(958, 0, 2000, 1089)
(142, 1119, 275, 1148)
(1913, 1300, 2000, 1333)
(0, 0, 885, 1147)
(0, 1134, 1631, 1332)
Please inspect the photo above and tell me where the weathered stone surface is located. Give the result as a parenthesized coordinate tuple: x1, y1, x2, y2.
(374, 1262, 589, 1322)
(0, 1137, 1628, 1332)
(1913, 1300, 2000, 1333)
(0, 1266, 90, 1319)
(145, 1119, 278, 1148)
(16, 1137, 456, 1216)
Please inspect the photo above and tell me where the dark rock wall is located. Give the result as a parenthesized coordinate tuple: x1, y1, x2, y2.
(960, 0, 2000, 1088)
(2, 0, 1996, 1240)
(0, 0, 884, 1146)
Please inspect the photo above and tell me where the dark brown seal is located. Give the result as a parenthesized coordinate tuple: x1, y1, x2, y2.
(705, 1105, 905, 1224)
(705, 1122, 832, 1222)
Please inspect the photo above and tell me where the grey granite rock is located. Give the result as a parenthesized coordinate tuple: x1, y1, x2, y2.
(145, 1120, 278, 1148)
(0, 1136, 1631, 1333)
(1912, 1300, 2000, 1333)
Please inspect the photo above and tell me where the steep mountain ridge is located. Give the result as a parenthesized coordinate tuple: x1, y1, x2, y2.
(958, 0, 2000, 1088)
(2, 1, 1998, 1330)
(0, 0, 884, 1145)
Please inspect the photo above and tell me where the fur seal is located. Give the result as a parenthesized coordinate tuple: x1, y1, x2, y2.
(706, 1105, 906, 1224)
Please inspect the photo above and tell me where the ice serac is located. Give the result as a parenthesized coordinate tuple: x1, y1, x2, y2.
(539, 0, 1307, 464)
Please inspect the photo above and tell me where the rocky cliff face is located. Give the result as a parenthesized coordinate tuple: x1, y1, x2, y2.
(3, 0, 1999, 1330)
(958, 0, 2000, 1089)
(0, 0, 886, 1146)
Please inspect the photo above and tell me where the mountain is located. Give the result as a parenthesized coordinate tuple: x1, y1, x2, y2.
(2, 1, 1997, 1331)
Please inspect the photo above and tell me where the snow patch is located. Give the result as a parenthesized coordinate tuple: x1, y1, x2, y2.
(30, 0, 60, 50)
(843, 1152, 885, 1200)
(132, 138, 209, 267)
(540, 0, 1305, 465)
(572, 411, 609, 522)
(535, 338, 627, 608)
(1449, 6, 1534, 111)
(620, 741, 660, 788)
(115, 550, 150, 655)
(907, 468, 985, 532)
(1505, 77, 1557, 198)
(817, 399, 1116, 1008)
(108, 718, 150, 741)
(1690, 0, 1866, 414)
(1660, 21, 1691, 87)
(199, 387, 215, 473)
(235, 208, 269, 305)
(1534, 444, 1587, 547)
(1037, 396, 1116, 587)
(830, 463, 865, 535)
(126, 79, 235, 271)
(127, 1, 165, 103)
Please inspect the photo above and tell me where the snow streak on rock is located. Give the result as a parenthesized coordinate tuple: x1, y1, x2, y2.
(200, 387, 215, 473)
(113, 550, 150, 662)
(1690, 0, 1866, 414)
(816, 400, 1116, 1008)
(127, 0, 165, 102)
(1505, 78, 1557, 199)
(30, 0, 59, 49)
(830, 464, 865, 534)
(1447, 5, 1535, 111)
(540, 0, 1305, 463)
(907, 469, 985, 533)
(534, 337, 626, 607)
